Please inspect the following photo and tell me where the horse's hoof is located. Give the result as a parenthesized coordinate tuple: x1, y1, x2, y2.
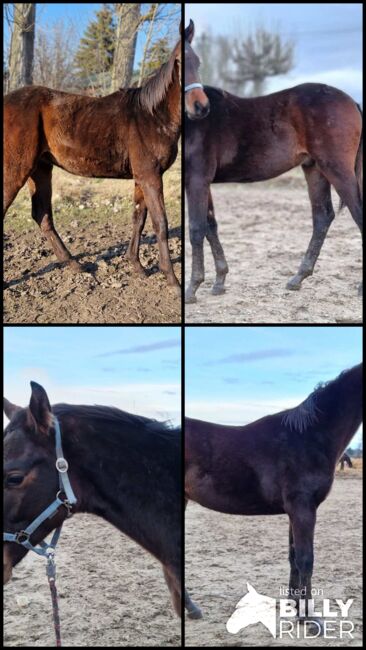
(185, 293, 197, 304)
(168, 283, 181, 296)
(187, 607, 203, 620)
(211, 285, 225, 295)
(68, 259, 84, 273)
(286, 277, 301, 291)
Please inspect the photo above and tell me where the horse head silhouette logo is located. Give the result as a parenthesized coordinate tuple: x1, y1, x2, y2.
(226, 583, 277, 638)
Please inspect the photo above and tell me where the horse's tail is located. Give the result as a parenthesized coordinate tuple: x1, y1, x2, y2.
(339, 102, 363, 211)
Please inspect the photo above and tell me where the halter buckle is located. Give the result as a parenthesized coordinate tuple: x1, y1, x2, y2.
(56, 491, 73, 517)
(56, 457, 69, 473)
(15, 530, 30, 545)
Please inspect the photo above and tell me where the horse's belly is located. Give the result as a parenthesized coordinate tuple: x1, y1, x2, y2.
(48, 148, 132, 179)
(185, 466, 284, 515)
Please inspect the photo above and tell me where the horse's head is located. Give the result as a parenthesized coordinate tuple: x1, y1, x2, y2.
(184, 19, 210, 120)
(3, 382, 71, 584)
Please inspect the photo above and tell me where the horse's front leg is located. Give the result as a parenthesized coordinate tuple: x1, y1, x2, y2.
(138, 174, 180, 290)
(185, 178, 209, 303)
(206, 189, 228, 295)
(287, 500, 323, 632)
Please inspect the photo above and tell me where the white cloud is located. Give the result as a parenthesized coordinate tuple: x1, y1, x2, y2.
(268, 67, 362, 98)
(4, 378, 181, 426)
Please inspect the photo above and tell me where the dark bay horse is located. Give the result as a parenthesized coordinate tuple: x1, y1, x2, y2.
(184, 20, 363, 303)
(4, 32, 181, 288)
(3, 382, 183, 633)
(185, 363, 362, 619)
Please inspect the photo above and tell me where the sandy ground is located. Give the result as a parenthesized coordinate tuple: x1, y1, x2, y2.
(185, 469, 362, 646)
(4, 153, 181, 325)
(4, 514, 181, 647)
(185, 171, 362, 324)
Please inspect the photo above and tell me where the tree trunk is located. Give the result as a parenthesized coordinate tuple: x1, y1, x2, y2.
(111, 3, 141, 91)
(8, 3, 36, 91)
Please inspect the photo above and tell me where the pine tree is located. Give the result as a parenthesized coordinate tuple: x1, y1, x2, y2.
(74, 4, 115, 83)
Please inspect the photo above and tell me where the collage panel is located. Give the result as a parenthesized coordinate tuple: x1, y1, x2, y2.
(4, 4, 182, 325)
(4, 326, 182, 646)
(184, 325, 363, 645)
(184, 3, 362, 325)
(3, 1, 363, 649)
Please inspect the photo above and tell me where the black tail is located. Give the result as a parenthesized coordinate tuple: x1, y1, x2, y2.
(339, 103, 363, 211)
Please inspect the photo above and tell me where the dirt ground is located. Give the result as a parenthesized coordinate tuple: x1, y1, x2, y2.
(4, 153, 181, 324)
(4, 514, 181, 647)
(185, 468, 362, 646)
(185, 170, 362, 324)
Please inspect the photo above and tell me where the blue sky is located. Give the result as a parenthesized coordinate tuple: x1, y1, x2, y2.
(185, 326, 362, 447)
(186, 3, 362, 102)
(4, 327, 181, 424)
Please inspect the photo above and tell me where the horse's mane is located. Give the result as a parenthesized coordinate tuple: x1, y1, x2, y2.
(282, 366, 356, 434)
(53, 403, 179, 440)
(121, 49, 178, 114)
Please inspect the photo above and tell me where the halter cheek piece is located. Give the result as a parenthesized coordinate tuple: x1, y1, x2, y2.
(3, 415, 77, 557)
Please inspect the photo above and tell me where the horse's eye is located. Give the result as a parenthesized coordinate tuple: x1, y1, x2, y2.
(5, 474, 25, 487)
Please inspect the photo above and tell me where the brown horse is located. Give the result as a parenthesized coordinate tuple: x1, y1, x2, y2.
(4, 32, 181, 288)
(4, 382, 183, 634)
(184, 20, 363, 303)
(185, 363, 362, 619)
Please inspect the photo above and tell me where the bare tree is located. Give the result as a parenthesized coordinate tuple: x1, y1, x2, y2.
(223, 28, 294, 96)
(8, 3, 36, 90)
(111, 3, 142, 90)
(33, 20, 79, 91)
(138, 3, 158, 85)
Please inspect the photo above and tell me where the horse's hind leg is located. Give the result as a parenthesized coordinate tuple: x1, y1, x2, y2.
(28, 160, 82, 272)
(318, 164, 363, 294)
(126, 182, 148, 277)
(287, 164, 335, 290)
(184, 497, 203, 619)
(206, 189, 228, 295)
(162, 564, 182, 617)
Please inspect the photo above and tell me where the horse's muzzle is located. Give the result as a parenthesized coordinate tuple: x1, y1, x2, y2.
(187, 101, 210, 120)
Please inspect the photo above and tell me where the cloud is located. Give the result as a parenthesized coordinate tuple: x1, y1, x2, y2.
(203, 348, 295, 366)
(96, 339, 181, 358)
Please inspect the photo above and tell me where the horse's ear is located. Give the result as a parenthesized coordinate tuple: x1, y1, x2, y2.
(3, 398, 21, 420)
(247, 582, 256, 594)
(185, 19, 195, 43)
(29, 381, 52, 435)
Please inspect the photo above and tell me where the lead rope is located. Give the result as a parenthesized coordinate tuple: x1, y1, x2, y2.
(46, 550, 62, 647)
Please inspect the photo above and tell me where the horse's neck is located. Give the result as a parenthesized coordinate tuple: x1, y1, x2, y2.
(166, 74, 181, 134)
(318, 367, 362, 462)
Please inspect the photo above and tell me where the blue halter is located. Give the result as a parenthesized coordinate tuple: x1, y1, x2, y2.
(3, 415, 77, 557)
(185, 82, 204, 92)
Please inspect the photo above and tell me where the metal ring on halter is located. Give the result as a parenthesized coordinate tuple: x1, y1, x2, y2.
(15, 530, 30, 544)
(55, 457, 69, 473)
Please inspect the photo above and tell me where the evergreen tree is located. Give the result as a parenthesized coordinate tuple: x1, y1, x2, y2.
(74, 5, 115, 82)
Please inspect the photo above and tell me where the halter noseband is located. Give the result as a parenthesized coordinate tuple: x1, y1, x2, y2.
(185, 82, 204, 93)
(4, 415, 77, 556)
